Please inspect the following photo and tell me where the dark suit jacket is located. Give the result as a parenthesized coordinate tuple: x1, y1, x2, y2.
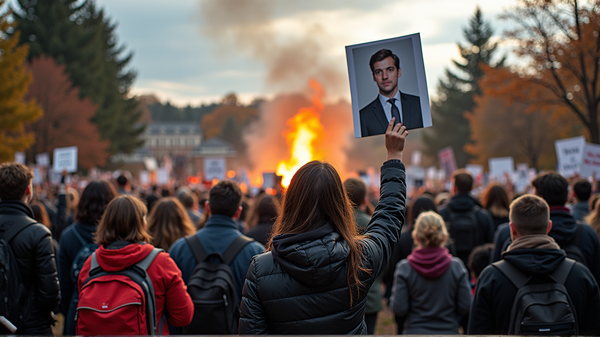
(359, 92, 423, 137)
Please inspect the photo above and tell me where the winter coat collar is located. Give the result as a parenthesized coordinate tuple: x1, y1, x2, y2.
(407, 246, 452, 279)
(0, 199, 35, 218)
(271, 223, 349, 286)
(204, 214, 238, 229)
(502, 248, 566, 275)
(446, 193, 482, 212)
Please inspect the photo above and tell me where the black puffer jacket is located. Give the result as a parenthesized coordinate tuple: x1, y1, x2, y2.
(239, 160, 406, 334)
(0, 200, 60, 334)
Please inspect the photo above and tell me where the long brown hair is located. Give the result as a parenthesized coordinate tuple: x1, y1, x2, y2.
(147, 197, 196, 251)
(96, 195, 152, 245)
(482, 183, 510, 218)
(268, 161, 368, 305)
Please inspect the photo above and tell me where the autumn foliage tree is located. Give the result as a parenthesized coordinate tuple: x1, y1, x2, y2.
(497, 0, 600, 143)
(25, 56, 109, 168)
(0, 3, 42, 161)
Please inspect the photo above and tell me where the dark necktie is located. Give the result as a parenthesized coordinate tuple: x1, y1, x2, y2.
(388, 98, 401, 125)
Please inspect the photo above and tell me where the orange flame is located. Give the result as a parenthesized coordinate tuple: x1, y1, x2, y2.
(276, 80, 324, 188)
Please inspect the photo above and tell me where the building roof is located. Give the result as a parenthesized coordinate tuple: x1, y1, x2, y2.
(193, 137, 236, 157)
(145, 122, 201, 135)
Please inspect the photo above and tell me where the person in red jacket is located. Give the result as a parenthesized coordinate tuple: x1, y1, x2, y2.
(77, 195, 193, 335)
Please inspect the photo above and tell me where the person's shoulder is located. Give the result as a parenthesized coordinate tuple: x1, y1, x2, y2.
(400, 91, 420, 101)
(242, 236, 266, 254)
(169, 235, 193, 255)
(359, 96, 379, 113)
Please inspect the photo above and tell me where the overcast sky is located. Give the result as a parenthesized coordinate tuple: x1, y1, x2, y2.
(93, 0, 517, 106)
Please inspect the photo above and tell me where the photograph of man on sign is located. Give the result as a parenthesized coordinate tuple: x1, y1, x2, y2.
(346, 33, 432, 138)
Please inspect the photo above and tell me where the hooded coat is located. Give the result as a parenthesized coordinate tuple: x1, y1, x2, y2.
(468, 248, 600, 334)
(492, 207, 600, 283)
(77, 242, 194, 334)
(389, 247, 471, 334)
(238, 160, 406, 334)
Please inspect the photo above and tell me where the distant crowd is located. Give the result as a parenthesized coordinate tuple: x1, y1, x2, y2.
(1, 124, 600, 335)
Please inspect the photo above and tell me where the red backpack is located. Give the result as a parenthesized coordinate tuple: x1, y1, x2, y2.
(76, 248, 163, 335)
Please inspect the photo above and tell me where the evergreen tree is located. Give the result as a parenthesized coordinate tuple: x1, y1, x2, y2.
(12, 0, 143, 155)
(422, 7, 503, 167)
(0, 2, 42, 161)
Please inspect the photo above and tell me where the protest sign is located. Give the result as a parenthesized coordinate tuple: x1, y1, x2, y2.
(465, 164, 483, 178)
(36, 153, 50, 167)
(514, 163, 530, 193)
(489, 157, 514, 181)
(555, 136, 585, 177)
(411, 150, 422, 166)
(33, 167, 43, 185)
(14, 152, 25, 164)
(143, 157, 158, 171)
(262, 173, 276, 189)
(406, 166, 425, 192)
(580, 143, 600, 178)
(438, 147, 457, 180)
(156, 168, 169, 185)
(346, 33, 432, 137)
(139, 171, 150, 185)
(204, 157, 226, 181)
(53, 146, 78, 173)
(426, 166, 437, 181)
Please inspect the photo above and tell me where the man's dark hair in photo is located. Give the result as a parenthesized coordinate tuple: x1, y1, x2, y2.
(209, 180, 242, 217)
(452, 169, 474, 193)
(532, 172, 568, 206)
(369, 49, 400, 73)
(344, 177, 367, 208)
(0, 162, 33, 200)
(116, 174, 128, 188)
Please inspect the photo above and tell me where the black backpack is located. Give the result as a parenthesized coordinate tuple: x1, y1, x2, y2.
(448, 206, 480, 255)
(493, 258, 577, 335)
(0, 216, 37, 333)
(183, 234, 254, 334)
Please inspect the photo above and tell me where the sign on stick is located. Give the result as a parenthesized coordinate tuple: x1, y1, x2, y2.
(53, 146, 78, 173)
(555, 136, 585, 177)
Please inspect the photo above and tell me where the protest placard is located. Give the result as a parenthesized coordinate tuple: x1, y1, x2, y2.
(14, 152, 25, 164)
(346, 33, 432, 137)
(514, 163, 530, 193)
(438, 147, 457, 180)
(143, 157, 158, 171)
(489, 157, 514, 181)
(204, 158, 226, 181)
(262, 173, 276, 189)
(156, 168, 169, 185)
(36, 153, 50, 167)
(33, 167, 43, 185)
(139, 171, 150, 185)
(411, 150, 422, 166)
(53, 146, 78, 173)
(580, 143, 600, 178)
(555, 136, 585, 177)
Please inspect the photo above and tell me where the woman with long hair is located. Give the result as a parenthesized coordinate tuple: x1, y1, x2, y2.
(147, 197, 196, 251)
(57, 181, 117, 335)
(481, 183, 510, 230)
(239, 120, 408, 334)
(76, 195, 193, 334)
(390, 211, 472, 334)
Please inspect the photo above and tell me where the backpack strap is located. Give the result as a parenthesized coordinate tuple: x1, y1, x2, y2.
(185, 235, 208, 263)
(0, 216, 37, 243)
(550, 258, 576, 285)
(72, 226, 88, 246)
(222, 235, 254, 265)
(135, 248, 163, 336)
(493, 260, 529, 288)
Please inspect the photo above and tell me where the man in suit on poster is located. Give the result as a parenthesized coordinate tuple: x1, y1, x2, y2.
(360, 49, 423, 137)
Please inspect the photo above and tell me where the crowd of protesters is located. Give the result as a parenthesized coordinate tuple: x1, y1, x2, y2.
(1, 122, 600, 335)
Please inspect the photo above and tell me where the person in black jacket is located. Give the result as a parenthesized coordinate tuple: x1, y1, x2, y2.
(0, 162, 60, 334)
(239, 118, 408, 334)
(58, 181, 117, 335)
(468, 194, 600, 334)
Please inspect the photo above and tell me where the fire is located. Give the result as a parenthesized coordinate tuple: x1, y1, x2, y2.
(276, 80, 324, 188)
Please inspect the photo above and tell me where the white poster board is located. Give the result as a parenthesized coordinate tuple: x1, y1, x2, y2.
(156, 168, 169, 185)
(262, 173, 276, 189)
(438, 147, 457, 180)
(580, 143, 600, 178)
(14, 152, 25, 164)
(204, 158, 226, 181)
(489, 157, 514, 181)
(465, 164, 483, 179)
(555, 136, 585, 177)
(143, 157, 158, 171)
(53, 146, 78, 173)
(139, 170, 150, 185)
(411, 150, 422, 166)
(33, 167, 43, 185)
(36, 153, 50, 167)
(514, 163, 530, 193)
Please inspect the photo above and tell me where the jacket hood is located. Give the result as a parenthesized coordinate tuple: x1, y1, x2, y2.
(95, 242, 155, 272)
(271, 223, 349, 287)
(407, 246, 452, 279)
(446, 193, 481, 212)
(502, 248, 566, 275)
(548, 208, 578, 245)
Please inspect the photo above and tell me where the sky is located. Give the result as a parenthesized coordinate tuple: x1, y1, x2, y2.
(92, 0, 518, 106)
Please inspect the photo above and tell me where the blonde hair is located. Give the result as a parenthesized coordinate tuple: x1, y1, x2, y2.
(412, 211, 447, 248)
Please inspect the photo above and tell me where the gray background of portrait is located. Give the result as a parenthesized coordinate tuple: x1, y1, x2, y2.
(352, 38, 418, 109)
